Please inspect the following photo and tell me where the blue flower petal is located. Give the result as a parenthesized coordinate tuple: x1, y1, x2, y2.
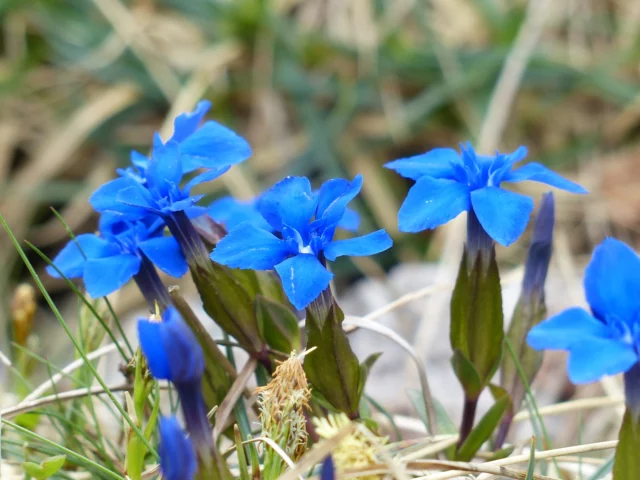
(116, 186, 156, 211)
(567, 338, 638, 384)
(138, 319, 172, 380)
(138, 236, 188, 278)
(183, 166, 230, 192)
(166, 196, 203, 213)
(584, 238, 640, 323)
(162, 307, 204, 383)
(337, 207, 360, 231)
(505, 162, 588, 194)
(470, 186, 534, 246)
(47, 234, 115, 279)
(274, 254, 333, 310)
(323, 229, 392, 261)
(83, 254, 141, 298)
(527, 307, 610, 350)
(383, 148, 459, 181)
(171, 100, 211, 143)
(321, 456, 335, 480)
(314, 175, 363, 233)
(397, 177, 470, 233)
(148, 138, 182, 192)
(259, 176, 317, 234)
(211, 223, 292, 270)
(159, 416, 197, 480)
(180, 121, 252, 173)
(208, 196, 272, 232)
(130, 150, 149, 171)
(89, 176, 143, 215)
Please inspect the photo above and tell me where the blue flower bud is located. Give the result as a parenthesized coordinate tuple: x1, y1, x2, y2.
(159, 416, 197, 480)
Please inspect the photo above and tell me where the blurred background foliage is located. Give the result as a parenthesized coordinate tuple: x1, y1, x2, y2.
(1, 0, 640, 315)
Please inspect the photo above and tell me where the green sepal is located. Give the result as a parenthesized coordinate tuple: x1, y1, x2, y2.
(304, 303, 362, 418)
(450, 247, 504, 385)
(613, 407, 640, 478)
(255, 295, 301, 354)
(455, 393, 510, 461)
(451, 349, 483, 400)
(22, 455, 66, 479)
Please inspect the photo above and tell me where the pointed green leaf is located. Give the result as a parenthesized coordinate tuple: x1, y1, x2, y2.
(22, 455, 66, 479)
(407, 388, 457, 435)
(450, 253, 471, 357)
(456, 394, 510, 461)
(304, 304, 362, 417)
(358, 352, 383, 399)
(451, 349, 483, 400)
(254, 295, 300, 354)
(613, 408, 640, 479)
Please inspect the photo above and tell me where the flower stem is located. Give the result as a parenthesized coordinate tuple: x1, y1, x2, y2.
(466, 210, 493, 267)
(133, 254, 171, 311)
(457, 395, 478, 448)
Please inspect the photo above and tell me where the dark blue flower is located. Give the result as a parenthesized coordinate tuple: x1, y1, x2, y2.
(47, 214, 187, 299)
(138, 307, 212, 448)
(385, 143, 587, 246)
(137, 306, 204, 385)
(527, 238, 640, 384)
(89, 101, 251, 219)
(159, 416, 197, 480)
(210, 175, 392, 310)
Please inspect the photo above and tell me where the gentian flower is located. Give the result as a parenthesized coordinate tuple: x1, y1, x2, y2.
(527, 238, 640, 384)
(159, 416, 197, 480)
(385, 143, 587, 246)
(210, 175, 392, 310)
(138, 307, 211, 449)
(47, 214, 186, 305)
(208, 195, 360, 233)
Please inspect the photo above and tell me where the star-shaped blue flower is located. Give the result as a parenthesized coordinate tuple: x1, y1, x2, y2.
(385, 143, 587, 246)
(47, 214, 187, 298)
(527, 238, 640, 384)
(89, 101, 252, 220)
(210, 175, 393, 310)
(159, 416, 197, 480)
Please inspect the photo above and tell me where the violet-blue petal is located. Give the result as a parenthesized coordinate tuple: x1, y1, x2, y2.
(503, 145, 528, 165)
(138, 320, 172, 380)
(259, 176, 317, 234)
(323, 230, 392, 261)
(130, 150, 149, 171)
(527, 307, 610, 351)
(397, 177, 470, 233)
(211, 223, 292, 270)
(505, 162, 587, 194)
(567, 338, 638, 384)
(162, 307, 204, 383)
(337, 207, 360, 231)
(83, 254, 141, 298)
(47, 234, 115, 279)
(583, 238, 640, 322)
(159, 416, 197, 480)
(183, 166, 230, 192)
(274, 254, 333, 310)
(180, 121, 252, 173)
(138, 236, 188, 278)
(171, 100, 211, 143)
(166, 196, 203, 213)
(314, 175, 363, 230)
(470, 186, 534, 246)
(147, 138, 182, 191)
(116, 185, 156, 211)
(208, 196, 272, 231)
(383, 148, 459, 181)
(89, 176, 142, 215)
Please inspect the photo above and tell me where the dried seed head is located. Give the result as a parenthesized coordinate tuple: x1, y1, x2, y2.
(313, 413, 387, 479)
(11, 283, 37, 347)
(256, 351, 311, 460)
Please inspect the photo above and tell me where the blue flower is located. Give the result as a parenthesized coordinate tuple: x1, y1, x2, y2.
(89, 101, 251, 219)
(527, 238, 640, 384)
(159, 416, 197, 480)
(385, 143, 587, 246)
(208, 195, 360, 233)
(210, 175, 392, 310)
(137, 306, 204, 385)
(47, 214, 187, 298)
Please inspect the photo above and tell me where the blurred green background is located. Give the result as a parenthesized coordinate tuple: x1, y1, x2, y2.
(1, 0, 640, 311)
